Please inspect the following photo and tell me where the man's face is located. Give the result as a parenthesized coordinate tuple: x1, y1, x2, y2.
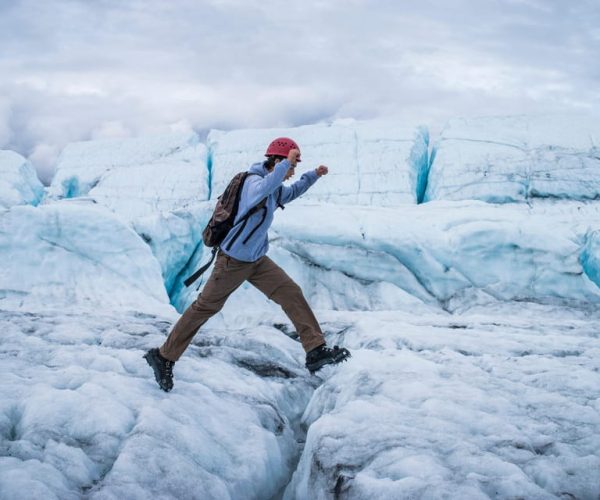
(274, 157, 296, 180)
(284, 164, 296, 181)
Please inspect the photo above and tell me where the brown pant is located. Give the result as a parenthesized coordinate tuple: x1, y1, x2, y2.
(160, 252, 326, 361)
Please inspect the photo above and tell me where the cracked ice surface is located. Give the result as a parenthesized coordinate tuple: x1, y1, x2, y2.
(208, 119, 429, 206)
(0, 150, 44, 209)
(285, 305, 600, 499)
(0, 310, 314, 500)
(425, 115, 600, 203)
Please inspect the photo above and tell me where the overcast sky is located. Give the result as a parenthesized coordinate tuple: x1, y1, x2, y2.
(1, 0, 599, 183)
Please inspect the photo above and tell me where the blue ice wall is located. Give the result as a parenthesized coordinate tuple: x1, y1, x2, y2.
(581, 231, 600, 289)
(415, 126, 431, 204)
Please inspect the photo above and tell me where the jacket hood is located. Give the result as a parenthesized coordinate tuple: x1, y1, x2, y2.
(248, 161, 267, 176)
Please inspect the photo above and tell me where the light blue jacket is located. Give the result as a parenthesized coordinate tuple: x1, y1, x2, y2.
(221, 159, 319, 262)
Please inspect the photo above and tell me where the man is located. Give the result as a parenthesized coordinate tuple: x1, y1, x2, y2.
(145, 137, 351, 391)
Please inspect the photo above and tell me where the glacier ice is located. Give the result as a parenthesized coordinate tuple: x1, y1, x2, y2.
(44, 133, 209, 306)
(270, 200, 600, 311)
(47, 132, 209, 211)
(193, 195, 600, 353)
(208, 119, 429, 206)
(0, 201, 171, 313)
(285, 306, 600, 499)
(132, 204, 212, 296)
(0, 150, 44, 209)
(0, 311, 314, 500)
(425, 114, 600, 203)
(2, 114, 600, 499)
(580, 230, 600, 288)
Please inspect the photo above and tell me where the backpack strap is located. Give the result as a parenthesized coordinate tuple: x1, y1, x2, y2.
(223, 197, 267, 251)
(183, 246, 217, 288)
(225, 172, 287, 250)
(240, 187, 286, 245)
(242, 205, 268, 244)
(276, 186, 285, 210)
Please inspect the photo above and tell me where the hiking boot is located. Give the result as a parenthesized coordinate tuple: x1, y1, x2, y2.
(305, 344, 351, 374)
(144, 348, 175, 392)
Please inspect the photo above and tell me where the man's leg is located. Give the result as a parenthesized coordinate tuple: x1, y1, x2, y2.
(160, 253, 254, 361)
(248, 256, 325, 353)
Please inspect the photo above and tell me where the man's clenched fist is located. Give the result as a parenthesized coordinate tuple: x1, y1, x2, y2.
(315, 165, 329, 177)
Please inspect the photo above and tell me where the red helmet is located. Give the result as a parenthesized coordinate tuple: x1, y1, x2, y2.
(265, 137, 301, 162)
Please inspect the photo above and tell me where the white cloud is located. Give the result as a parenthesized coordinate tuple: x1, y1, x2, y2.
(91, 121, 132, 140)
(0, 0, 598, 182)
(0, 98, 12, 145)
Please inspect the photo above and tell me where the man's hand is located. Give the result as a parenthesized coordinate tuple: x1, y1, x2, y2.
(287, 148, 301, 166)
(315, 165, 329, 177)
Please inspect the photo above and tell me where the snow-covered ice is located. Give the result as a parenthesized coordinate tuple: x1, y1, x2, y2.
(0, 310, 314, 500)
(425, 115, 600, 203)
(2, 115, 600, 499)
(0, 150, 44, 209)
(286, 306, 600, 499)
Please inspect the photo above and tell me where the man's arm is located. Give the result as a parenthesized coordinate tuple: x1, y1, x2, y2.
(279, 170, 317, 205)
(279, 165, 328, 205)
(279, 165, 329, 205)
(244, 160, 289, 208)
(244, 149, 302, 208)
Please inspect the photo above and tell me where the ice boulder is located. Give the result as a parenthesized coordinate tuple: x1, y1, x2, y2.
(0, 201, 172, 313)
(45, 133, 209, 298)
(0, 150, 44, 209)
(425, 114, 600, 203)
(269, 201, 600, 312)
(208, 120, 429, 206)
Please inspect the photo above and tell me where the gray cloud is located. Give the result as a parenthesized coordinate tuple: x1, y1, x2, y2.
(0, 0, 598, 184)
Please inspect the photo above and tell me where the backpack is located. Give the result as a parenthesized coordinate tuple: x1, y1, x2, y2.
(183, 172, 281, 287)
(202, 171, 258, 248)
